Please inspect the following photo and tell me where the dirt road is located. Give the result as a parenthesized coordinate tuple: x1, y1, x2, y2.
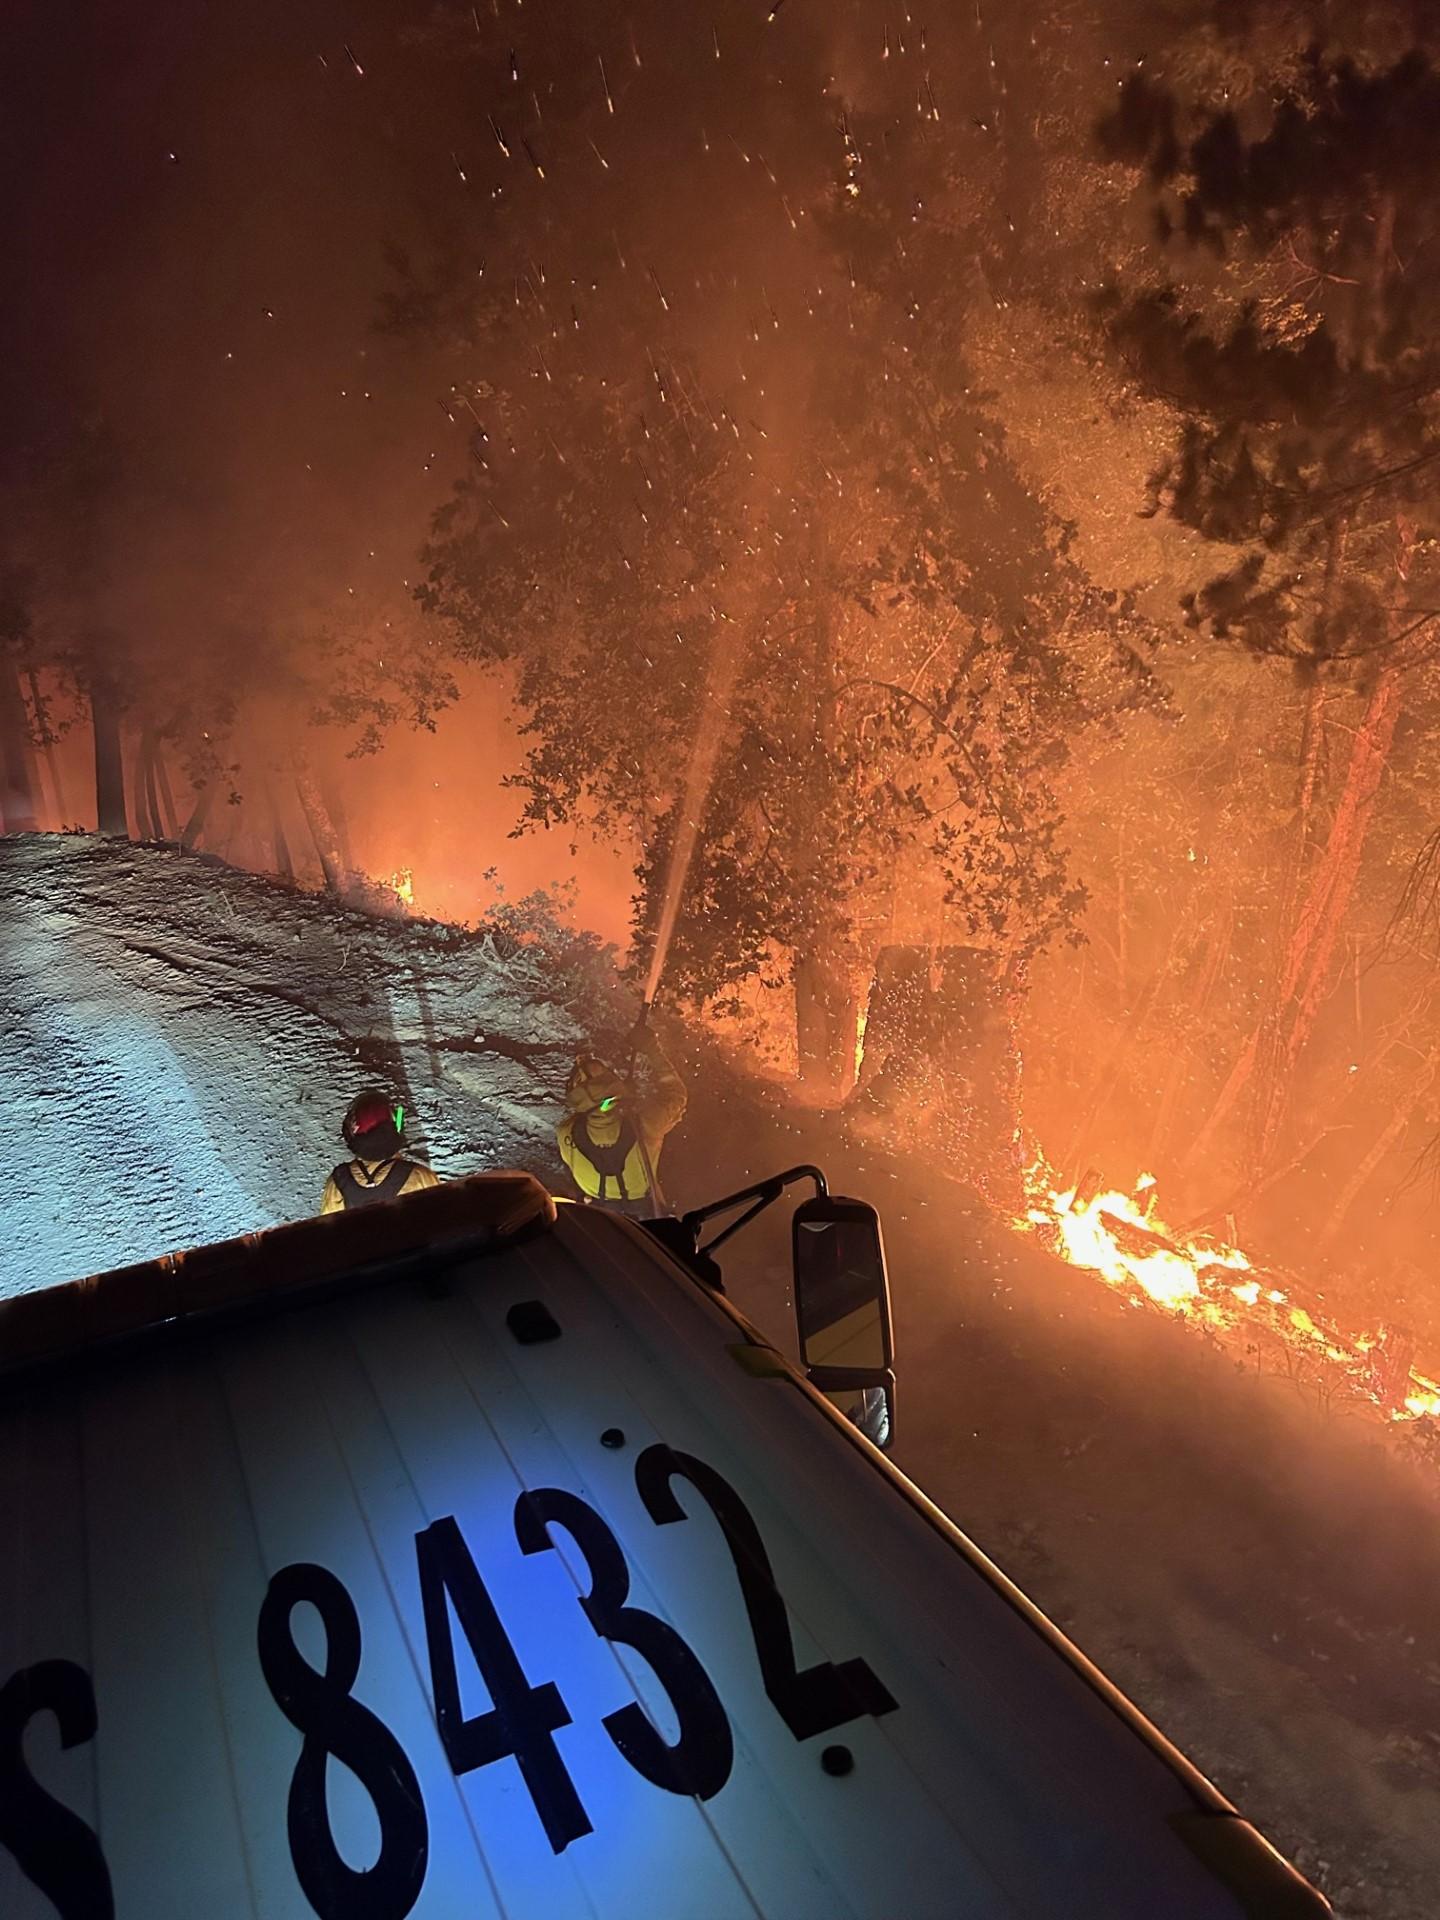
(0, 835, 583, 1294)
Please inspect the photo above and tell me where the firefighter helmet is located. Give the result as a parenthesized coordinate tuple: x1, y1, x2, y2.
(566, 1055, 626, 1116)
(342, 1087, 406, 1163)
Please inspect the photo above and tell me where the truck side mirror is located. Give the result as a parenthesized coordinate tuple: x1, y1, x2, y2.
(792, 1195, 896, 1450)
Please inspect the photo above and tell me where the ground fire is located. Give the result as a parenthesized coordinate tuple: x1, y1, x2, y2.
(1017, 1154, 1440, 1435)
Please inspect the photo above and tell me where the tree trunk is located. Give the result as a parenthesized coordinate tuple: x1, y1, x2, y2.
(151, 746, 178, 840)
(1314, 1049, 1438, 1258)
(935, 946, 1022, 1204)
(0, 657, 39, 831)
(853, 943, 1020, 1198)
(1257, 664, 1403, 1157)
(1247, 516, 1350, 1154)
(1190, 666, 1403, 1171)
(90, 677, 128, 836)
(1218, 206, 1393, 1168)
(795, 936, 858, 1101)
(28, 669, 68, 823)
(130, 737, 156, 840)
(210, 799, 239, 862)
(139, 731, 175, 840)
(1188, 1028, 1260, 1174)
(1279, 671, 1399, 1006)
(265, 780, 295, 881)
(321, 776, 357, 881)
(295, 768, 346, 895)
(1251, 678, 1329, 1148)
(1147, 902, 1232, 1164)
(182, 782, 216, 851)
(854, 945, 930, 1097)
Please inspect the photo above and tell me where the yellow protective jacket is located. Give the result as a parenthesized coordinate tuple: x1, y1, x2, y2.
(557, 1030, 686, 1205)
(319, 1157, 439, 1214)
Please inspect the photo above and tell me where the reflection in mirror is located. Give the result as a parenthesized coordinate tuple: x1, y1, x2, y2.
(795, 1212, 890, 1374)
(820, 1381, 893, 1451)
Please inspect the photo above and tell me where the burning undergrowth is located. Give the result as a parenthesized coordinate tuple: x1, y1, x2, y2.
(1015, 1155, 1440, 1464)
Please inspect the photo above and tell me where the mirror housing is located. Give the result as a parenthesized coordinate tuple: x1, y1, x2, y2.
(792, 1195, 896, 1450)
(641, 1214, 726, 1291)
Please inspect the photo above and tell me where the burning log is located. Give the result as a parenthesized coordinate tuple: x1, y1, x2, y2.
(1092, 1207, 1182, 1264)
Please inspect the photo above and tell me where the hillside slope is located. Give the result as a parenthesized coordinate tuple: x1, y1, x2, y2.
(1, 835, 597, 1293)
(664, 1098, 1440, 1920)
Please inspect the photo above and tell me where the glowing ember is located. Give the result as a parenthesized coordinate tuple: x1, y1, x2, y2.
(388, 867, 415, 907)
(1016, 1152, 1440, 1434)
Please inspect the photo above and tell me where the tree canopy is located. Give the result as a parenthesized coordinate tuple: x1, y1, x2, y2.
(402, 1, 1157, 1073)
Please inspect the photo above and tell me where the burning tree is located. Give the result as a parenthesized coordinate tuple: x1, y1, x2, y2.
(1092, 35, 1440, 1198)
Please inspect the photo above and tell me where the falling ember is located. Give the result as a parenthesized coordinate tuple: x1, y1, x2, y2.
(1016, 1152, 1440, 1436)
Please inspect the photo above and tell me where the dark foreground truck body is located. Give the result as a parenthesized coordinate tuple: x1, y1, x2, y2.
(0, 1173, 1327, 1918)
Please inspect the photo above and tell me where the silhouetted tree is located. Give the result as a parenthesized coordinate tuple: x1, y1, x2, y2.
(1095, 42, 1440, 1170)
(0, 566, 40, 832)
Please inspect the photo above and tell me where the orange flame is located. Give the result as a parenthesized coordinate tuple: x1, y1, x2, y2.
(1016, 1152, 1439, 1432)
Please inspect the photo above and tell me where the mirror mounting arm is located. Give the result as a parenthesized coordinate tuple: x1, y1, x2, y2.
(681, 1165, 829, 1257)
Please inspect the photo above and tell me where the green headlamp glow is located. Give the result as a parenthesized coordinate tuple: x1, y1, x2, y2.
(597, 1096, 618, 1113)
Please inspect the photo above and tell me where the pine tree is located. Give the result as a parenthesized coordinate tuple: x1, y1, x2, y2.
(1094, 40, 1440, 1173)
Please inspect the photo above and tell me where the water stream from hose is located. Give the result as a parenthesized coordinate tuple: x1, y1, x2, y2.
(642, 632, 745, 1007)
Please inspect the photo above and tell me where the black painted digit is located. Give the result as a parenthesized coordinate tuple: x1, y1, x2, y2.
(635, 1446, 899, 1741)
(256, 1563, 428, 1920)
(515, 1487, 733, 1799)
(0, 1662, 114, 1920)
(415, 1515, 591, 1853)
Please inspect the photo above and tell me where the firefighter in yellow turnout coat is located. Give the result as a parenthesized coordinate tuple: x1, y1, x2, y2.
(557, 1023, 686, 1213)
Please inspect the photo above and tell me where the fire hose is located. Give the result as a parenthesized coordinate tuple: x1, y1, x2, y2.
(622, 999, 668, 1212)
